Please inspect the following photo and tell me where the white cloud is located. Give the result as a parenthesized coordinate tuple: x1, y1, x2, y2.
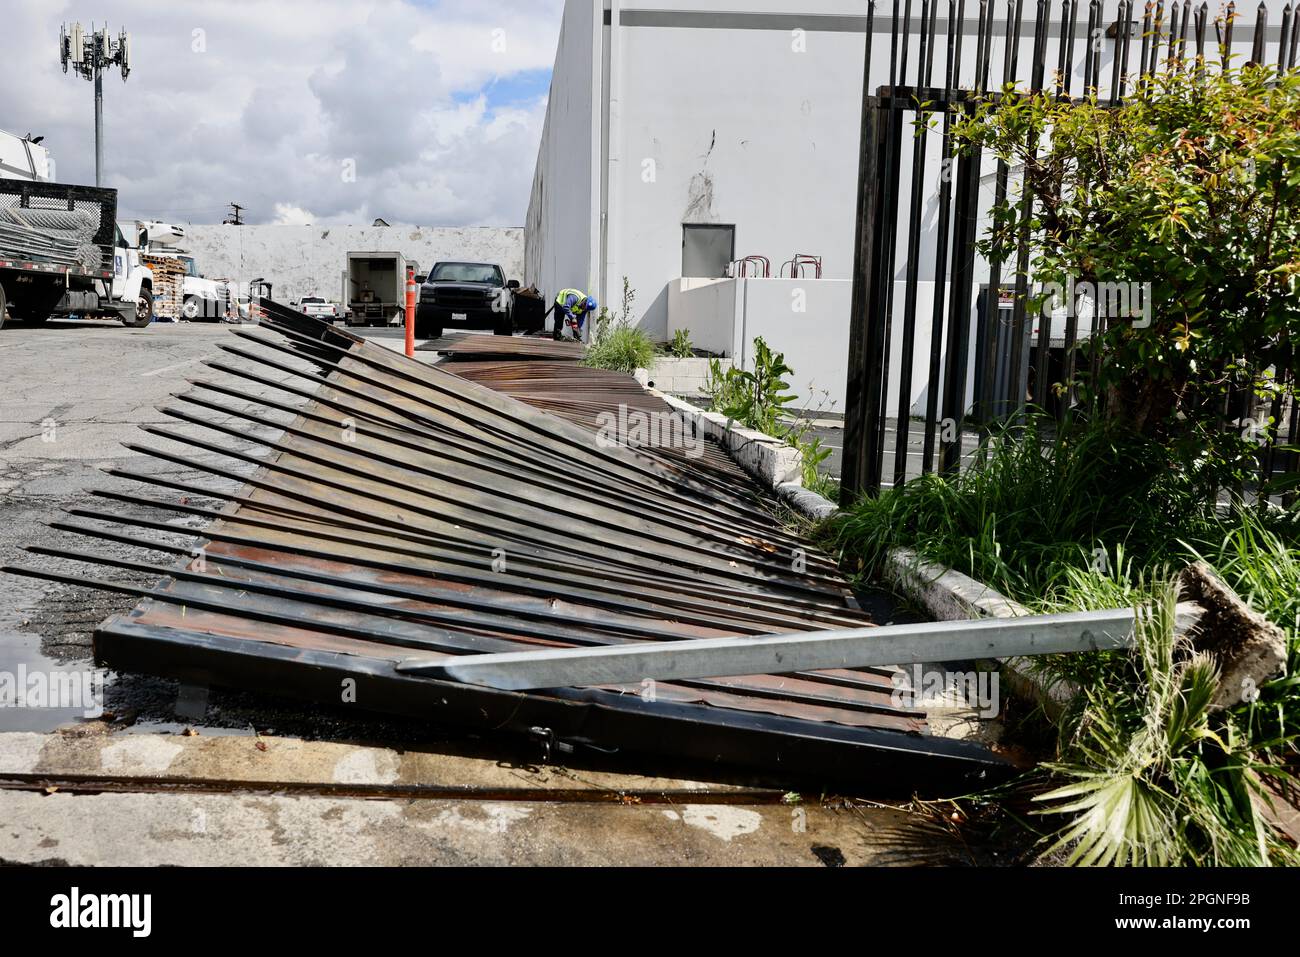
(0, 0, 561, 226)
(270, 203, 316, 226)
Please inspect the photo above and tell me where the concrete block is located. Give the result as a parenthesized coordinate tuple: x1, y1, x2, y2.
(648, 357, 731, 397)
(651, 391, 803, 490)
(776, 482, 838, 522)
(1181, 562, 1289, 710)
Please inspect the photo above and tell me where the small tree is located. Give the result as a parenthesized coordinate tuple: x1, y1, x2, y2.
(953, 63, 1300, 490)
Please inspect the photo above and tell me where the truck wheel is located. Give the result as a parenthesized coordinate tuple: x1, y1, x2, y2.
(493, 315, 512, 337)
(423, 326, 442, 341)
(5, 298, 53, 322)
(4, 287, 58, 324)
(0, 283, 7, 330)
(181, 295, 202, 321)
(123, 287, 154, 328)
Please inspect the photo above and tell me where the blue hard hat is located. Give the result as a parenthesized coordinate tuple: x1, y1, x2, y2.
(585, 297, 598, 312)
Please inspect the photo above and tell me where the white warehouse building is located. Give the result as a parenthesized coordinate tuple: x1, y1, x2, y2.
(527, 1, 1287, 412)
(528, 0, 875, 411)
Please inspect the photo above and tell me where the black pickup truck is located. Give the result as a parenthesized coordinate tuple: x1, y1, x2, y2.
(415, 261, 518, 340)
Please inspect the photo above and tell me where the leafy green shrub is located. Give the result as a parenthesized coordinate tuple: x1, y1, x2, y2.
(705, 337, 795, 435)
(703, 357, 744, 411)
(705, 337, 837, 496)
(952, 62, 1300, 494)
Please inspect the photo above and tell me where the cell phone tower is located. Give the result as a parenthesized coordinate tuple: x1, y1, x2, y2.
(59, 23, 132, 187)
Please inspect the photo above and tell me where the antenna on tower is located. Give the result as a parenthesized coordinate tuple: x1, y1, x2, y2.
(59, 22, 132, 186)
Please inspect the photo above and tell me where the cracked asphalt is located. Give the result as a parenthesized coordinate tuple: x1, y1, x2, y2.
(0, 319, 457, 746)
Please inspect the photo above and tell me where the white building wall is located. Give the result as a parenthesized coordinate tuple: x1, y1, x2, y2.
(531, 1, 1290, 409)
(669, 277, 951, 417)
(612, 1, 871, 340)
(183, 224, 524, 305)
(525, 0, 602, 309)
(665, 278, 739, 356)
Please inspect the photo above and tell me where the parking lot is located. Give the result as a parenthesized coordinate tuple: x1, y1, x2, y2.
(0, 319, 451, 741)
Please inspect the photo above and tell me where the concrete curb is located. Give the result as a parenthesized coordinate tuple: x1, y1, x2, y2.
(879, 548, 1072, 718)
(652, 389, 802, 487)
(650, 390, 840, 517)
(647, 385, 1063, 715)
(775, 482, 838, 522)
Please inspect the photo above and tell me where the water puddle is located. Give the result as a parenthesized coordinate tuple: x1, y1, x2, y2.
(0, 629, 108, 733)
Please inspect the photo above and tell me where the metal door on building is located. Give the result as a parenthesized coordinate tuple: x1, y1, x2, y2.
(682, 224, 735, 278)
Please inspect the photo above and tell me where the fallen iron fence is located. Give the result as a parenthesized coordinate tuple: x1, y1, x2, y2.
(842, 0, 1300, 499)
(1, 303, 1017, 790)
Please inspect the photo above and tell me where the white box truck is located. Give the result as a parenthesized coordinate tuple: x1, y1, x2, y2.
(343, 251, 406, 327)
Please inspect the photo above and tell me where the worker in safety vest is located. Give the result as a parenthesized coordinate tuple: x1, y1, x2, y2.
(552, 288, 597, 341)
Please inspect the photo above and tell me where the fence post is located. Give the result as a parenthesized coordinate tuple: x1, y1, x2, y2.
(843, 95, 893, 501)
(940, 117, 982, 476)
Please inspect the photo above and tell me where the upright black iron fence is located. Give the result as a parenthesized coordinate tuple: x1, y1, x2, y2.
(842, 0, 1300, 499)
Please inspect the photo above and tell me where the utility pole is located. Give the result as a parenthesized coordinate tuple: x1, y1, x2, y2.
(225, 203, 245, 226)
(59, 23, 131, 187)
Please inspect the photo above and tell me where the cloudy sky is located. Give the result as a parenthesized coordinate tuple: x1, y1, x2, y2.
(0, 0, 563, 226)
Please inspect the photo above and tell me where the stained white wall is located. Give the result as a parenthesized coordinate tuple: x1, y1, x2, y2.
(183, 224, 524, 304)
(607, 1, 871, 339)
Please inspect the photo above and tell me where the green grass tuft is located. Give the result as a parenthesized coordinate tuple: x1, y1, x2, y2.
(582, 322, 656, 375)
(824, 415, 1300, 865)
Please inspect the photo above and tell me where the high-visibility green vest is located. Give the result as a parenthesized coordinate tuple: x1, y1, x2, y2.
(555, 288, 588, 317)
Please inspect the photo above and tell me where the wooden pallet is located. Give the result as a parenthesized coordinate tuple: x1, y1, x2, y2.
(140, 254, 186, 321)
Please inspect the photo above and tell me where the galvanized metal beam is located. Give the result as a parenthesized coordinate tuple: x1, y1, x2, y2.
(397, 607, 1142, 690)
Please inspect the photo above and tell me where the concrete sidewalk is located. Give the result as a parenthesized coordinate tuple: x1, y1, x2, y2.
(0, 729, 997, 866)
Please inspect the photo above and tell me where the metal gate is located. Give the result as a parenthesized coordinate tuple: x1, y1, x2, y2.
(841, 0, 1300, 499)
